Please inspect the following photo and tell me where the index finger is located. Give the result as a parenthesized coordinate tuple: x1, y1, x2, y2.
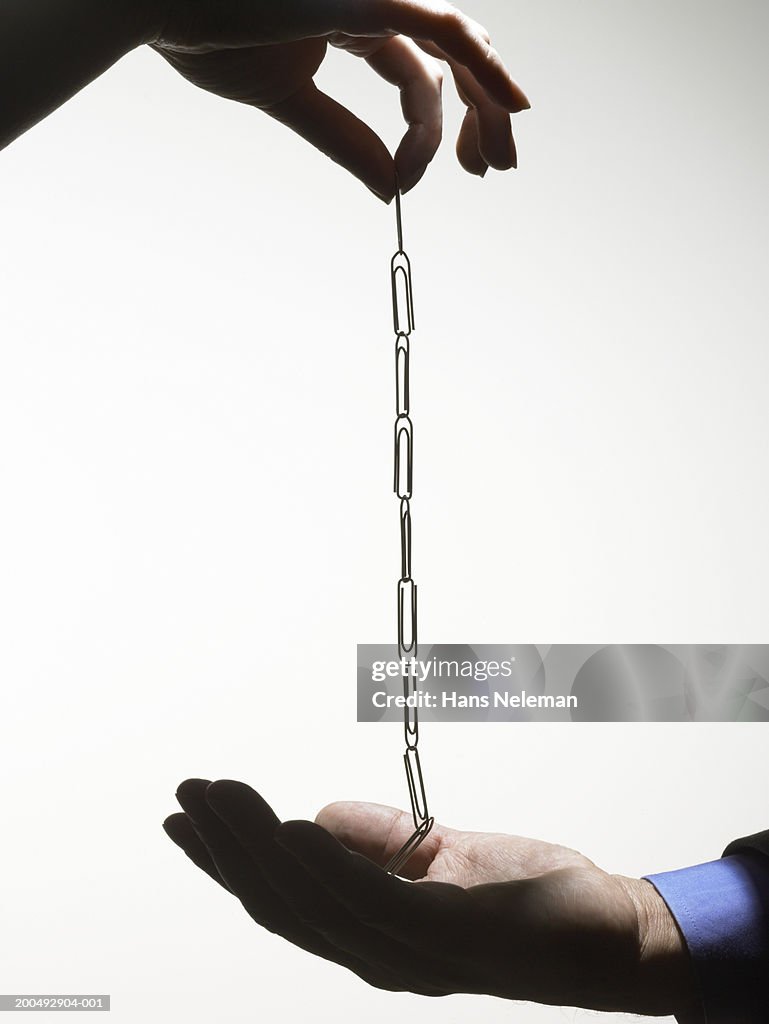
(334, 0, 529, 113)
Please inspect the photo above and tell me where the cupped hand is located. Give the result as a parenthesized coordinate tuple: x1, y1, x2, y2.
(163, 779, 697, 1016)
(150, 0, 530, 199)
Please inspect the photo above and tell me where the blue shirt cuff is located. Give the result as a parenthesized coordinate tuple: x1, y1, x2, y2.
(644, 853, 769, 1023)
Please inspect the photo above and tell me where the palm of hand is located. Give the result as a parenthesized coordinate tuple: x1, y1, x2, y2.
(417, 823, 593, 885)
(164, 782, 672, 1014)
(317, 803, 644, 1008)
(153, 38, 327, 110)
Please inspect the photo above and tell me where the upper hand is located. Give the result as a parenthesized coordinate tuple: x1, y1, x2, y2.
(150, 0, 530, 199)
(163, 779, 697, 1016)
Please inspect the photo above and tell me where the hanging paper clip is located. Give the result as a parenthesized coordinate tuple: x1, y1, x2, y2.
(404, 746, 429, 823)
(394, 414, 413, 499)
(391, 255, 415, 337)
(383, 815, 434, 875)
(399, 497, 412, 580)
(395, 334, 410, 416)
(401, 661, 419, 750)
(398, 577, 417, 657)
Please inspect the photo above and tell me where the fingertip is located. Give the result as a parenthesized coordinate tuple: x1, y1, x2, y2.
(367, 183, 394, 204)
(175, 778, 212, 807)
(314, 802, 382, 856)
(203, 779, 278, 817)
(314, 801, 346, 829)
(466, 161, 488, 178)
(507, 93, 531, 115)
(394, 174, 419, 196)
(275, 819, 327, 857)
(276, 818, 315, 840)
(513, 81, 531, 111)
(163, 813, 184, 837)
(176, 777, 211, 791)
(163, 812, 197, 852)
(393, 157, 427, 196)
(493, 63, 530, 113)
(204, 778, 250, 803)
(509, 132, 518, 170)
(485, 140, 517, 172)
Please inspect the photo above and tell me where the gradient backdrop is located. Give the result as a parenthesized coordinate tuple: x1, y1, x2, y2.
(1, 2, 768, 1021)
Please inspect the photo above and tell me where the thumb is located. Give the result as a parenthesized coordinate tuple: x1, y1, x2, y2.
(314, 800, 444, 879)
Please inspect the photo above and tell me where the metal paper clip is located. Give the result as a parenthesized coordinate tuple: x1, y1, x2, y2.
(394, 414, 413, 499)
(404, 746, 429, 823)
(397, 577, 417, 657)
(395, 334, 410, 416)
(400, 497, 412, 580)
(402, 666, 419, 749)
(383, 815, 435, 876)
(391, 255, 415, 337)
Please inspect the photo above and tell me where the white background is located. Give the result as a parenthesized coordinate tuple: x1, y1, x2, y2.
(1, 1, 768, 1020)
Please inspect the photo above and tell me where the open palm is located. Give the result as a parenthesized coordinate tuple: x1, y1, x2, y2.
(163, 779, 694, 1016)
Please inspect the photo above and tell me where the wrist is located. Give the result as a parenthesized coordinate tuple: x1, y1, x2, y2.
(614, 875, 700, 1019)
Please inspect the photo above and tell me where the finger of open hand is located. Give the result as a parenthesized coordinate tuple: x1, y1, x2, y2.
(175, 778, 284, 919)
(276, 820, 464, 948)
(190, 780, 411, 991)
(175, 780, 306, 935)
(273, 821, 457, 992)
(163, 810, 234, 893)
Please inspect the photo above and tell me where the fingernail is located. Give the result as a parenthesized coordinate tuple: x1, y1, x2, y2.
(366, 184, 393, 205)
(508, 83, 531, 113)
(510, 140, 518, 170)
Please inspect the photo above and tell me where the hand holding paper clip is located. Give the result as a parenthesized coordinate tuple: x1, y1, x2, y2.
(0, 0, 528, 198)
(152, 0, 530, 197)
(164, 779, 698, 1017)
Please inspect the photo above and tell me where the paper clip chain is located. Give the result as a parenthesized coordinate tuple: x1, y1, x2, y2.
(384, 188, 435, 876)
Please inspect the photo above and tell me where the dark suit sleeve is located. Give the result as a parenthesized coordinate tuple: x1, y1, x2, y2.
(723, 830, 769, 861)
